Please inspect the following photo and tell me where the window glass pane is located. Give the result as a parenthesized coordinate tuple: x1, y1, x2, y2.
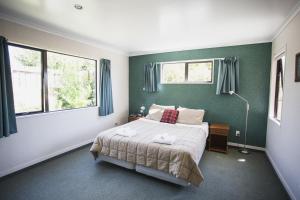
(276, 76, 283, 121)
(162, 63, 185, 83)
(9, 45, 42, 113)
(188, 62, 212, 82)
(275, 56, 285, 121)
(47, 52, 96, 111)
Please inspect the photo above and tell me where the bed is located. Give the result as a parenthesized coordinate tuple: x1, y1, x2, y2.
(90, 118, 208, 186)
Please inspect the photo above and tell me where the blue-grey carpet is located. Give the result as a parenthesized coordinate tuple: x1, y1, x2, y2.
(0, 146, 289, 200)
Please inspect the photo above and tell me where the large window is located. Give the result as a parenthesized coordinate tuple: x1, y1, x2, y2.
(274, 56, 285, 121)
(8, 43, 97, 115)
(9, 45, 43, 114)
(161, 60, 213, 84)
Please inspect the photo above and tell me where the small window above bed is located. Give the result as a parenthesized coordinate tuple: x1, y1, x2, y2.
(161, 60, 213, 84)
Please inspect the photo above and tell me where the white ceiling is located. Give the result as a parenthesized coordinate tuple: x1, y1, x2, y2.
(0, 0, 299, 55)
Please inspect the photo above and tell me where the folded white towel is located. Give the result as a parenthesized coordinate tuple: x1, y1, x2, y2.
(115, 127, 137, 137)
(152, 134, 176, 145)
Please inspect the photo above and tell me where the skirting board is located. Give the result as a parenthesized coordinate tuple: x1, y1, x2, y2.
(265, 150, 296, 200)
(227, 142, 265, 151)
(0, 138, 94, 178)
(228, 143, 295, 198)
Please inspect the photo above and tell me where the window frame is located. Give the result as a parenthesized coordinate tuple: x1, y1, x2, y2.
(46, 51, 98, 113)
(160, 59, 214, 84)
(273, 57, 284, 122)
(8, 43, 45, 116)
(269, 51, 285, 125)
(8, 42, 98, 116)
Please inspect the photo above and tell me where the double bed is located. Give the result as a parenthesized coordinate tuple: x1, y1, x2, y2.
(90, 118, 208, 186)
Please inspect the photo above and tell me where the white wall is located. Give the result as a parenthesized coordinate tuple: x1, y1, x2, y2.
(0, 19, 129, 177)
(266, 11, 300, 200)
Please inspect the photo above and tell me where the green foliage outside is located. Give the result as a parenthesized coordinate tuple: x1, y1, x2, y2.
(15, 50, 40, 67)
(47, 52, 96, 110)
(53, 66, 96, 110)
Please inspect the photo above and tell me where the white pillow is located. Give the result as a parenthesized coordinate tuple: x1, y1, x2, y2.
(177, 106, 205, 125)
(146, 104, 175, 121)
(152, 104, 175, 110)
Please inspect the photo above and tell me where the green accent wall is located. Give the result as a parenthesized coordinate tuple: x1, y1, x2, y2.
(129, 43, 271, 147)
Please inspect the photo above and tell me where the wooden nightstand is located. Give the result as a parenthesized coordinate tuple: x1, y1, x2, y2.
(128, 115, 143, 122)
(208, 123, 230, 154)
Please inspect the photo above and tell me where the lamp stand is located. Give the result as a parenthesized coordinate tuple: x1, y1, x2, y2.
(231, 92, 250, 155)
(239, 102, 250, 154)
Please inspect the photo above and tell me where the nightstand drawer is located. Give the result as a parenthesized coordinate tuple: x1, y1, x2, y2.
(210, 128, 228, 135)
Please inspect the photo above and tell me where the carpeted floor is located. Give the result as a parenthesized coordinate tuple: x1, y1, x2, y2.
(0, 146, 289, 200)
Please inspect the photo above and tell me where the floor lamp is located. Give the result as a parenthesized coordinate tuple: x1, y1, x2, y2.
(229, 91, 250, 154)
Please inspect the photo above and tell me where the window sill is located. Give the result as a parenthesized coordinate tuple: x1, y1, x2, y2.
(269, 116, 281, 126)
(16, 106, 98, 119)
(161, 82, 214, 85)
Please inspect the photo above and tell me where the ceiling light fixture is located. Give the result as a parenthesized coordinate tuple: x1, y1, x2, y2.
(74, 4, 83, 10)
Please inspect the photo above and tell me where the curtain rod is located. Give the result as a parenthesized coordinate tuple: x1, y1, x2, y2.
(155, 57, 225, 65)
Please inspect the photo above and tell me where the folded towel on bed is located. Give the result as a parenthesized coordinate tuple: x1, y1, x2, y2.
(115, 127, 137, 137)
(152, 134, 176, 145)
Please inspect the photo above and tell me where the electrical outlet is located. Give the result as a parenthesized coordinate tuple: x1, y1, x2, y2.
(236, 130, 240, 137)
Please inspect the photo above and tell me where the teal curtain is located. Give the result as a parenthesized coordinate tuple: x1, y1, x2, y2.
(0, 36, 17, 138)
(144, 63, 159, 92)
(216, 57, 239, 95)
(99, 59, 114, 116)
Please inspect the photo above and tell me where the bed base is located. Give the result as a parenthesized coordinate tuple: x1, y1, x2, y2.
(98, 155, 135, 169)
(97, 155, 190, 186)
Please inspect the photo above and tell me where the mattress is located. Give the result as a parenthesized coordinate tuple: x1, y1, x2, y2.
(90, 118, 208, 186)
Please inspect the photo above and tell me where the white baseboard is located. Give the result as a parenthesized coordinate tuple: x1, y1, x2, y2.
(265, 150, 296, 200)
(0, 138, 93, 178)
(227, 142, 265, 151)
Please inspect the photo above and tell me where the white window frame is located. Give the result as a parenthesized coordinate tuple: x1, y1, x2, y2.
(269, 50, 286, 125)
(160, 59, 214, 84)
